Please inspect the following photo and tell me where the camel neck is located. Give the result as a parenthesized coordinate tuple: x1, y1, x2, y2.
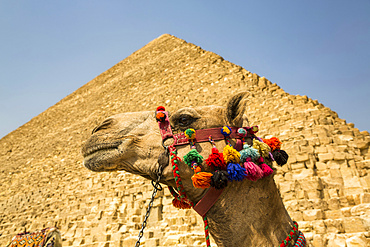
(205, 176, 293, 246)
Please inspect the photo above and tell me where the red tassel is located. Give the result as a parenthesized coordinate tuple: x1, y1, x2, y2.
(205, 147, 227, 170)
(172, 198, 192, 209)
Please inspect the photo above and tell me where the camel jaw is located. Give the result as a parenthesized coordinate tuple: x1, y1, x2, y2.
(82, 137, 135, 172)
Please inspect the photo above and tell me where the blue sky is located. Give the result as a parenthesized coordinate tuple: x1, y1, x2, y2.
(0, 1, 369, 139)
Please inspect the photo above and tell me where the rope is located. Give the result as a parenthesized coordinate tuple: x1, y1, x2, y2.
(169, 145, 212, 246)
(279, 221, 306, 247)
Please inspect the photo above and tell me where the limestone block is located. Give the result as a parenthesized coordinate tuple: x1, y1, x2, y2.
(163, 234, 180, 245)
(333, 152, 346, 161)
(360, 193, 370, 203)
(145, 238, 160, 246)
(329, 169, 343, 179)
(307, 190, 322, 200)
(312, 234, 325, 247)
(315, 162, 327, 170)
(296, 153, 309, 162)
(344, 187, 365, 197)
(355, 139, 370, 150)
(120, 237, 138, 246)
(318, 153, 334, 162)
(343, 217, 367, 233)
(346, 234, 368, 247)
(327, 234, 347, 247)
(300, 177, 323, 190)
(325, 209, 343, 220)
(303, 209, 323, 221)
(289, 211, 303, 221)
(324, 219, 344, 233)
(350, 203, 370, 217)
(315, 146, 328, 154)
(291, 162, 306, 170)
(357, 160, 370, 170)
(343, 177, 362, 188)
(312, 220, 326, 234)
(327, 198, 341, 210)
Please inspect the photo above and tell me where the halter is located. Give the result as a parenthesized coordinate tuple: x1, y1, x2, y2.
(136, 107, 306, 247)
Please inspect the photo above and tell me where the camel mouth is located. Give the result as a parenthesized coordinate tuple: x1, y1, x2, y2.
(82, 139, 129, 171)
(82, 141, 122, 158)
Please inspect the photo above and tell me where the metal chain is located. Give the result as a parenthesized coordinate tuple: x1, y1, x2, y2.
(135, 164, 163, 247)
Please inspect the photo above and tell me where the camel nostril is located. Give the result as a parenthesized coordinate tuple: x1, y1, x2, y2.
(92, 118, 114, 134)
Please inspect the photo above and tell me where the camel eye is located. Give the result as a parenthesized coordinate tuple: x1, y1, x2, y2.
(178, 114, 195, 127)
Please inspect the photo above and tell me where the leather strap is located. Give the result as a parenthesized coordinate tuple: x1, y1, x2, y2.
(173, 127, 250, 146)
(193, 187, 225, 217)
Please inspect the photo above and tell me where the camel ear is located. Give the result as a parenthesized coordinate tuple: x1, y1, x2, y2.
(225, 92, 249, 127)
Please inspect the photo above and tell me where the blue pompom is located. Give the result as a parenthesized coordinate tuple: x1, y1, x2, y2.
(240, 144, 260, 163)
(227, 163, 246, 181)
(221, 126, 232, 137)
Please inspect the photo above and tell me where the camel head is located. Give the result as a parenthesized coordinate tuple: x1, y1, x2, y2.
(82, 93, 249, 200)
(82, 92, 299, 246)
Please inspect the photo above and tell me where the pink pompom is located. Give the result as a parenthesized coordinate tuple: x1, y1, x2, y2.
(243, 158, 263, 181)
(260, 163, 274, 177)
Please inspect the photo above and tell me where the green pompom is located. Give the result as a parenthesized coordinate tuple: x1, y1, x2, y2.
(183, 149, 203, 167)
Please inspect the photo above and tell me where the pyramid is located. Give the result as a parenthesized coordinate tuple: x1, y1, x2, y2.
(0, 34, 369, 246)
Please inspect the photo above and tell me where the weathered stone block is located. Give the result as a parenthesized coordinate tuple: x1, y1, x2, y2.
(346, 234, 368, 247)
(303, 209, 323, 221)
(327, 234, 347, 247)
(324, 219, 344, 233)
(343, 217, 367, 233)
(318, 153, 334, 162)
(311, 234, 325, 247)
(313, 220, 326, 234)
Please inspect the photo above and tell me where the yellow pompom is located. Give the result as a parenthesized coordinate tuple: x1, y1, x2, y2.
(184, 128, 196, 140)
(223, 145, 240, 164)
(252, 139, 271, 158)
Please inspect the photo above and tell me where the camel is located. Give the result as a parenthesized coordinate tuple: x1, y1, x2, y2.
(6, 227, 62, 247)
(82, 92, 306, 247)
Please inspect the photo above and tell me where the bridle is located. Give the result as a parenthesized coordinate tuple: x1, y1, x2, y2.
(135, 107, 306, 247)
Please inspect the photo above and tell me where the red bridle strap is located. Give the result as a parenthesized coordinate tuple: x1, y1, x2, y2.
(173, 127, 249, 146)
(193, 187, 225, 217)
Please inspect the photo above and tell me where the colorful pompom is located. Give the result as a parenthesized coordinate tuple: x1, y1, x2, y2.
(156, 106, 165, 111)
(272, 149, 289, 166)
(234, 139, 243, 151)
(223, 145, 240, 164)
(263, 137, 282, 152)
(156, 112, 166, 122)
(205, 147, 227, 170)
(240, 144, 260, 163)
(248, 126, 259, 135)
(192, 171, 212, 189)
(243, 158, 263, 181)
(183, 149, 203, 167)
(259, 163, 274, 177)
(221, 126, 232, 137)
(184, 128, 196, 140)
(237, 128, 247, 138)
(210, 170, 229, 189)
(227, 163, 246, 181)
(252, 139, 271, 158)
